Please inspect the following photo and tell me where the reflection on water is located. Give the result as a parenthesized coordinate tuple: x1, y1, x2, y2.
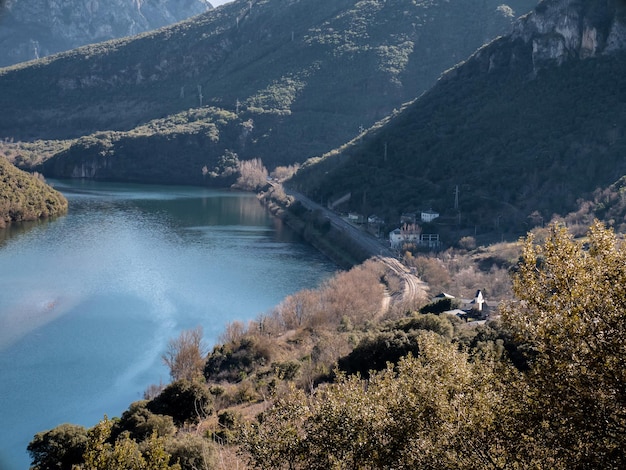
(0, 218, 49, 248)
(0, 180, 336, 470)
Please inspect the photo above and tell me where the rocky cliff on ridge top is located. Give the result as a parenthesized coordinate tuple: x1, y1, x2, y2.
(453, 0, 626, 77)
(514, 0, 626, 64)
(0, 0, 213, 67)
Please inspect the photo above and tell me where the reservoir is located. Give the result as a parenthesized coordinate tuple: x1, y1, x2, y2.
(0, 180, 337, 469)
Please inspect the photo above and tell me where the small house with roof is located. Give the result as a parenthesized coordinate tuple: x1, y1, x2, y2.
(459, 290, 487, 319)
(436, 290, 489, 320)
(368, 215, 384, 225)
(348, 212, 365, 224)
(421, 209, 440, 223)
(419, 233, 440, 249)
(389, 228, 420, 249)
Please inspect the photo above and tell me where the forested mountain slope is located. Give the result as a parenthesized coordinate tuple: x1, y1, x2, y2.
(292, 0, 626, 237)
(0, 0, 213, 67)
(0, 0, 535, 184)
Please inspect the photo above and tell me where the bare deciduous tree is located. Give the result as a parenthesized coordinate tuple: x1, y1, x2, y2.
(234, 158, 268, 191)
(162, 326, 206, 383)
(218, 320, 246, 344)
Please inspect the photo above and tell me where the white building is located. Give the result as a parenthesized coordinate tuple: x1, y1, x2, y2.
(389, 227, 420, 249)
(421, 209, 439, 223)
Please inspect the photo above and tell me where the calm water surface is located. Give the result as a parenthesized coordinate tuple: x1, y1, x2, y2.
(0, 180, 336, 469)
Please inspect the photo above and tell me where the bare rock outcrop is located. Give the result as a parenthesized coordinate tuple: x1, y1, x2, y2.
(512, 0, 626, 72)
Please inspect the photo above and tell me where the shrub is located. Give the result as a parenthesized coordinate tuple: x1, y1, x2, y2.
(112, 400, 176, 442)
(147, 380, 212, 426)
(165, 434, 216, 470)
(272, 361, 301, 381)
(418, 298, 460, 315)
(27, 424, 88, 470)
(398, 313, 455, 339)
(337, 330, 421, 377)
(204, 336, 272, 382)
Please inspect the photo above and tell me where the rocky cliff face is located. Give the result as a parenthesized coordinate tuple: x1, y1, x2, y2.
(514, 0, 626, 70)
(0, 0, 212, 67)
(457, 0, 626, 77)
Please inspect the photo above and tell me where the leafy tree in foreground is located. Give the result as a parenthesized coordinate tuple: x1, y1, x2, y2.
(147, 380, 212, 426)
(240, 332, 509, 469)
(28, 423, 88, 470)
(500, 221, 626, 468)
(337, 329, 422, 378)
(240, 221, 626, 469)
(112, 400, 176, 443)
(82, 417, 181, 470)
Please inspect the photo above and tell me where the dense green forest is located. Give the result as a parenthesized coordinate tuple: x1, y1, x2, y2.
(27, 222, 626, 469)
(291, 46, 626, 239)
(0, 157, 67, 228)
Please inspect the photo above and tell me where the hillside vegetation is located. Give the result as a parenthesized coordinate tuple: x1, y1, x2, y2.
(0, 0, 534, 183)
(15, 1, 626, 467)
(0, 157, 67, 228)
(27, 222, 626, 469)
(291, 0, 626, 239)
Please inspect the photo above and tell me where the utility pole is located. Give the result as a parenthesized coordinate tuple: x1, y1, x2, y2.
(454, 185, 459, 210)
(197, 85, 203, 107)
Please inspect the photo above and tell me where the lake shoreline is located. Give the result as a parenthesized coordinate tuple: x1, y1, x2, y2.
(259, 189, 368, 270)
(0, 181, 337, 470)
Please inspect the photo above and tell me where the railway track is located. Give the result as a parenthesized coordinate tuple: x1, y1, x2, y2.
(281, 185, 430, 308)
(378, 256, 429, 308)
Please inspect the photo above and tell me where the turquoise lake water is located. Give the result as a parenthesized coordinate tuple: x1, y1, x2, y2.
(0, 180, 336, 469)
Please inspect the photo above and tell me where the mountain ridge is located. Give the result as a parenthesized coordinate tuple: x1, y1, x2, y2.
(291, 0, 626, 239)
(0, 0, 535, 185)
(0, 0, 213, 67)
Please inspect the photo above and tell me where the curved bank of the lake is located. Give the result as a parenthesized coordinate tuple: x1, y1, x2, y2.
(0, 180, 337, 470)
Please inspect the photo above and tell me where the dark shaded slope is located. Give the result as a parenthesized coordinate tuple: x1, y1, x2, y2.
(292, 0, 626, 237)
(0, 0, 534, 182)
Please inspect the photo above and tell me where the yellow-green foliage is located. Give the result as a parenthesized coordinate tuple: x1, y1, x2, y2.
(0, 157, 68, 228)
(240, 222, 626, 469)
(240, 332, 505, 470)
(83, 417, 181, 470)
